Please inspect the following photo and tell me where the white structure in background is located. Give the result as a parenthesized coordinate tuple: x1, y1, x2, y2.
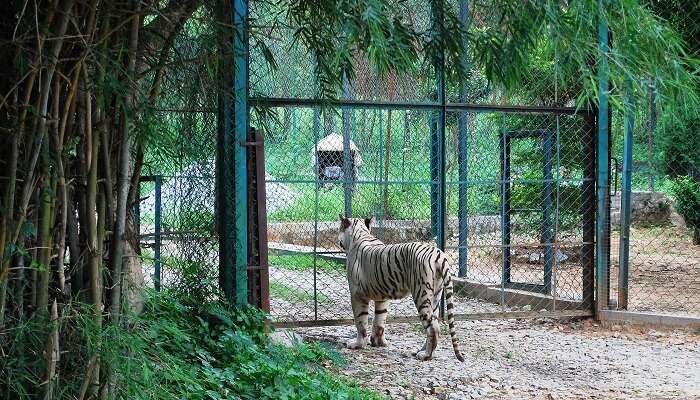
(311, 133, 363, 185)
(139, 158, 298, 234)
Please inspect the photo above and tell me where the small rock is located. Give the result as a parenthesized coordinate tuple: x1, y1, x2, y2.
(270, 330, 302, 347)
(433, 386, 448, 394)
(648, 330, 664, 338)
(528, 252, 542, 263)
(521, 305, 532, 312)
(449, 394, 468, 400)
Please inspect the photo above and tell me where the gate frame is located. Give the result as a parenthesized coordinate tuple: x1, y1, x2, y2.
(500, 129, 555, 295)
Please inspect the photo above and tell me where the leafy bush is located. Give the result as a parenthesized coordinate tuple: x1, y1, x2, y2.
(1, 294, 382, 400)
(658, 110, 700, 179)
(670, 176, 700, 245)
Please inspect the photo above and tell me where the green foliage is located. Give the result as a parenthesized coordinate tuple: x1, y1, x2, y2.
(670, 176, 700, 244)
(658, 108, 700, 179)
(1, 294, 382, 400)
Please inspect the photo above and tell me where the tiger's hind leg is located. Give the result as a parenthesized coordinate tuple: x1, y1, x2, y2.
(411, 288, 439, 361)
(347, 294, 370, 349)
(370, 300, 389, 347)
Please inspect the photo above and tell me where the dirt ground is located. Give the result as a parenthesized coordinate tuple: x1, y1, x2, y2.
(609, 226, 700, 315)
(287, 318, 700, 400)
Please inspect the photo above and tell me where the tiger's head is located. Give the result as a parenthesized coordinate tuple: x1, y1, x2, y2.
(337, 214, 374, 251)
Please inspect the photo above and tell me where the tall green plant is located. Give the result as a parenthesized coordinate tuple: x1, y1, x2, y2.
(670, 176, 700, 245)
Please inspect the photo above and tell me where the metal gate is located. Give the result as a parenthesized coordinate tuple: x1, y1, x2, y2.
(256, 104, 597, 326)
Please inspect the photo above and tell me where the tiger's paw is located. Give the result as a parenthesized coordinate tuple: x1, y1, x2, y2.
(346, 339, 366, 349)
(414, 350, 432, 361)
(370, 334, 388, 347)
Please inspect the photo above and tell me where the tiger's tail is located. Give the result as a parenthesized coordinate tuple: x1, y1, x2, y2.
(444, 274, 465, 362)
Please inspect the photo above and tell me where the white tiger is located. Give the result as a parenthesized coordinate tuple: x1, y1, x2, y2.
(337, 215, 464, 362)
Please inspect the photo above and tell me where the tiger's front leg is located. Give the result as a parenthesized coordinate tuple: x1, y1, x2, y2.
(370, 300, 389, 347)
(347, 294, 370, 349)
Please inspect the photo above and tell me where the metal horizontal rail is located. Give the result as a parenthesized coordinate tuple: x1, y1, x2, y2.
(271, 309, 593, 328)
(139, 175, 214, 181)
(448, 241, 592, 250)
(266, 178, 593, 185)
(150, 100, 592, 115)
(444, 241, 594, 249)
(249, 97, 592, 115)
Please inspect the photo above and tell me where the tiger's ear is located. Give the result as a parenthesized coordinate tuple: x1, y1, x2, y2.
(340, 214, 351, 230)
(364, 216, 375, 229)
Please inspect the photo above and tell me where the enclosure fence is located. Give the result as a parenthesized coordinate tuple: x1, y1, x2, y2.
(136, 0, 700, 325)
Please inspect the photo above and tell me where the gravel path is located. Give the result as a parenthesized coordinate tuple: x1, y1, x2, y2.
(290, 319, 700, 400)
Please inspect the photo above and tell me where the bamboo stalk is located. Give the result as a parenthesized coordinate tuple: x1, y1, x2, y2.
(66, 186, 82, 296)
(109, 0, 142, 326)
(51, 77, 67, 294)
(5, 0, 76, 282)
(78, 353, 98, 400)
(0, 128, 19, 327)
(42, 299, 60, 400)
(36, 135, 55, 316)
(83, 73, 101, 396)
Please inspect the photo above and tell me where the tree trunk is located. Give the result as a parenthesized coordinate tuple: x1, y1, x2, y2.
(694, 227, 700, 246)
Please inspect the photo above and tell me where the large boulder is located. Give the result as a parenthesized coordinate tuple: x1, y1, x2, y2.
(610, 191, 684, 227)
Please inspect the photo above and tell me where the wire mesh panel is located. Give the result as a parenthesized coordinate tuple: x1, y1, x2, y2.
(138, 174, 219, 301)
(444, 111, 595, 316)
(264, 107, 441, 322)
(260, 105, 596, 324)
(608, 87, 700, 318)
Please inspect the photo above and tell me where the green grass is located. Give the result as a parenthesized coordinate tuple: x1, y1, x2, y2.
(269, 253, 345, 273)
(271, 281, 330, 304)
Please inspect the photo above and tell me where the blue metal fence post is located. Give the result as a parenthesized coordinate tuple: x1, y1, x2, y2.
(429, 0, 447, 318)
(542, 131, 554, 294)
(618, 77, 634, 310)
(596, 0, 611, 316)
(500, 128, 512, 288)
(342, 76, 353, 216)
(457, 0, 470, 277)
(431, 1, 447, 251)
(312, 107, 320, 320)
(154, 175, 162, 292)
(430, 115, 439, 238)
(217, 0, 248, 306)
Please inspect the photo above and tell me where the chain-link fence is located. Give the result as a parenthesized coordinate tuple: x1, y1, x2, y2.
(260, 105, 596, 324)
(606, 86, 700, 318)
(603, 1, 700, 319)
(135, 0, 700, 324)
